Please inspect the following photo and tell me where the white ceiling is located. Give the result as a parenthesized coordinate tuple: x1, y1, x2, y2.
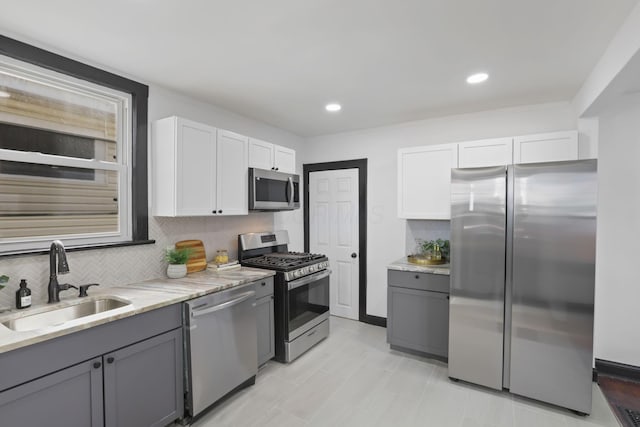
(0, 0, 637, 137)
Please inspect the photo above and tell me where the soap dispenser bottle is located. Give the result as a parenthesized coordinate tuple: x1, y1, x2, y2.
(16, 279, 32, 309)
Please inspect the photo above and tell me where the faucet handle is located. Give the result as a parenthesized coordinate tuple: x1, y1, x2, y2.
(58, 283, 78, 291)
(79, 283, 100, 297)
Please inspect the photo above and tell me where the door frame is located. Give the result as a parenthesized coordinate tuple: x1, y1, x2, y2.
(303, 159, 384, 327)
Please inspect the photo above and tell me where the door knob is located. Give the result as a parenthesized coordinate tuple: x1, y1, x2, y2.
(351, 253, 357, 258)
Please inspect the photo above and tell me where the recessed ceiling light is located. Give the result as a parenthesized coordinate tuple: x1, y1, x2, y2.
(325, 103, 341, 112)
(0, 90, 10, 98)
(466, 73, 489, 84)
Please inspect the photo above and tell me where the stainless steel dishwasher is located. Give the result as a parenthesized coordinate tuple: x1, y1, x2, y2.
(183, 282, 257, 420)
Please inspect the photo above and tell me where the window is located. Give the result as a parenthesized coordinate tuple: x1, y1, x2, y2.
(0, 36, 149, 254)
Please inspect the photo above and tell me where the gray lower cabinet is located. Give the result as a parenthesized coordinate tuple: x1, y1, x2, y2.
(255, 277, 275, 366)
(387, 270, 450, 359)
(104, 329, 183, 427)
(0, 304, 183, 427)
(0, 357, 103, 426)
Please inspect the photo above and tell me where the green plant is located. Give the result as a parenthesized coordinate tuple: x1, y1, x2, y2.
(165, 248, 192, 265)
(0, 274, 8, 291)
(418, 239, 450, 260)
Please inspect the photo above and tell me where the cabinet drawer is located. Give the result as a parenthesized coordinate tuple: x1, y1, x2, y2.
(387, 270, 449, 293)
(254, 277, 274, 299)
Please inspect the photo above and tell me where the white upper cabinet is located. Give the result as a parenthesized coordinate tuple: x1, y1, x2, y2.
(152, 117, 248, 216)
(458, 137, 513, 168)
(274, 145, 296, 174)
(248, 138, 296, 174)
(513, 131, 578, 164)
(397, 144, 459, 219)
(247, 138, 274, 171)
(216, 130, 248, 216)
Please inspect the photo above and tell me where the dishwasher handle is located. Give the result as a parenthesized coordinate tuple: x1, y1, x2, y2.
(191, 291, 255, 318)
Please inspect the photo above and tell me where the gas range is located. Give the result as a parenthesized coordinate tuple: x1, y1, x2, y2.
(240, 252, 329, 281)
(238, 230, 331, 363)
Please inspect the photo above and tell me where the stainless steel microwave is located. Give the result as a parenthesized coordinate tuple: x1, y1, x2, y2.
(249, 168, 300, 211)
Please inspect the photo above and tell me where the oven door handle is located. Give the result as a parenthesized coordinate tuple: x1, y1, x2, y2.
(287, 269, 332, 291)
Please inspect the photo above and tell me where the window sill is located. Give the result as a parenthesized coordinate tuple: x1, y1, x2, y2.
(0, 239, 156, 259)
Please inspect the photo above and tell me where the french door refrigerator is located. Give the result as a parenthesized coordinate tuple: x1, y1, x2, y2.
(448, 159, 597, 415)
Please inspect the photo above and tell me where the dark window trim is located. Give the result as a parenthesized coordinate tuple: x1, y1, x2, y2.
(303, 159, 385, 327)
(0, 35, 151, 250)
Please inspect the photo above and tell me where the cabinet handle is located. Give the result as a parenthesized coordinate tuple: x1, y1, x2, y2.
(218, 210, 223, 214)
(415, 275, 420, 279)
(93, 361, 101, 369)
(275, 167, 279, 171)
(271, 167, 275, 170)
(261, 282, 266, 286)
(446, 295, 450, 300)
(107, 357, 115, 364)
(212, 210, 217, 214)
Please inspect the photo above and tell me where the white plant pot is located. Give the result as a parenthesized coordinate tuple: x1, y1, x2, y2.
(167, 264, 187, 279)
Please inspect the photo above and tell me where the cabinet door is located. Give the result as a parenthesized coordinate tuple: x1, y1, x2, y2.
(513, 131, 578, 164)
(256, 295, 275, 366)
(458, 137, 513, 168)
(387, 286, 449, 358)
(176, 118, 217, 215)
(0, 358, 103, 427)
(274, 145, 296, 173)
(397, 144, 458, 219)
(217, 130, 248, 215)
(248, 138, 275, 170)
(104, 329, 183, 427)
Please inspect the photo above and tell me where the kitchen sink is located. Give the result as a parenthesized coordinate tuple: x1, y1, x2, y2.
(1, 298, 131, 332)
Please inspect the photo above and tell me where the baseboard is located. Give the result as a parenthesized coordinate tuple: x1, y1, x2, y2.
(595, 358, 640, 382)
(361, 314, 387, 327)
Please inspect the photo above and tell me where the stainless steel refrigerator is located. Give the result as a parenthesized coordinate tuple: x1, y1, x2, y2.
(448, 159, 597, 414)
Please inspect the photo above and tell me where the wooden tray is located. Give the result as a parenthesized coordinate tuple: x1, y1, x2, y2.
(175, 240, 207, 273)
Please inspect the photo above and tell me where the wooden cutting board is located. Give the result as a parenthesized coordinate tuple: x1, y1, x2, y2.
(174, 240, 207, 274)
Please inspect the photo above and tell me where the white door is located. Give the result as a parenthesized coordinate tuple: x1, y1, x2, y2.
(309, 169, 359, 320)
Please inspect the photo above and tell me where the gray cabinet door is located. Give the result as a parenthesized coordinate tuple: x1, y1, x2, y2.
(103, 328, 183, 427)
(256, 294, 275, 366)
(387, 286, 449, 358)
(0, 358, 104, 427)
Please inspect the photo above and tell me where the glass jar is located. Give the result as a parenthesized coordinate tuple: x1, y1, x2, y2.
(214, 249, 229, 264)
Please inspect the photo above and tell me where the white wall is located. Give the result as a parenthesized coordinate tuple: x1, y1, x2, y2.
(573, 2, 640, 117)
(593, 96, 640, 367)
(0, 38, 304, 309)
(302, 101, 577, 317)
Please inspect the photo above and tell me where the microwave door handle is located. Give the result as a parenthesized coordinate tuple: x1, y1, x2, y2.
(287, 176, 294, 207)
(288, 269, 332, 291)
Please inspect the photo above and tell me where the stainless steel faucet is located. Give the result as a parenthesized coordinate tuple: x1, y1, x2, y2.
(47, 240, 76, 303)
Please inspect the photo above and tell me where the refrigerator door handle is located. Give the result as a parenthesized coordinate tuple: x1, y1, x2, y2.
(503, 164, 515, 389)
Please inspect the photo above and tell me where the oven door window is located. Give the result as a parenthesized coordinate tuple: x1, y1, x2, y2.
(288, 274, 329, 339)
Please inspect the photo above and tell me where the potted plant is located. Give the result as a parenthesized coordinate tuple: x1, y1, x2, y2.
(165, 247, 192, 279)
(0, 275, 8, 290)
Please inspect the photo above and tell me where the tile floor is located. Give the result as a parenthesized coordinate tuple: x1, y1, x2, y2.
(189, 316, 619, 427)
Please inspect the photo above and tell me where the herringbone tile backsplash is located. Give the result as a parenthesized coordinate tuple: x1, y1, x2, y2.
(0, 213, 274, 309)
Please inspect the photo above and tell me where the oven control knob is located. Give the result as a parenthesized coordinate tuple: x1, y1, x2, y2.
(294, 270, 301, 278)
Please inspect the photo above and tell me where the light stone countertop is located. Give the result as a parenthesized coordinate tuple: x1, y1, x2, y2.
(387, 257, 451, 276)
(0, 267, 275, 355)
